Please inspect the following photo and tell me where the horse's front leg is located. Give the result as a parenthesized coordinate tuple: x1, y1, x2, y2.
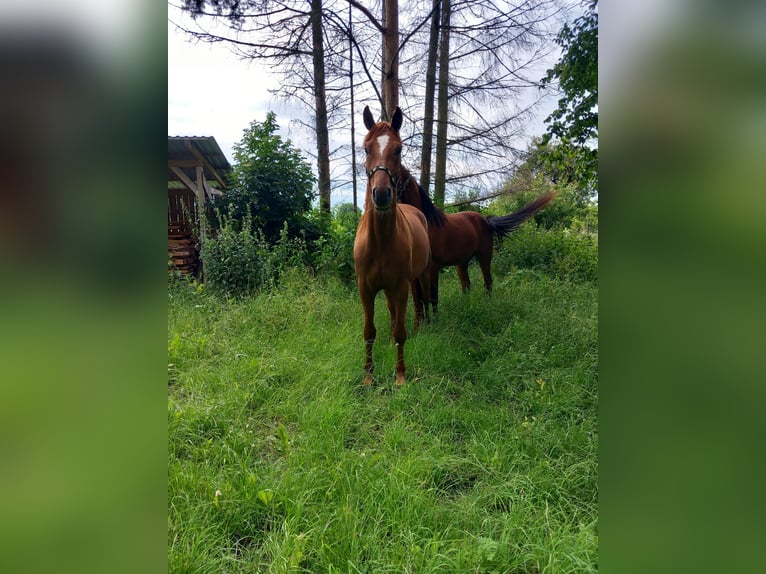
(386, 295, 396, 342)
(411, 269, 431, 329)
(430, 263, 440, 315)
(359, 281, 377, 385)
(411, 279, 424, 330)
(387, 284, 410, 385)
(420, 261, 431, 325)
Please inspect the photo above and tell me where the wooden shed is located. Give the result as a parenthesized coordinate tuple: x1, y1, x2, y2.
(168, 136, 231, 277)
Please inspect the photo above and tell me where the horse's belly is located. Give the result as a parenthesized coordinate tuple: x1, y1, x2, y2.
(430, 234, 477, 266)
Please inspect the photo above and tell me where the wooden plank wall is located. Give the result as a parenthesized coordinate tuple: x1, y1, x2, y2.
(168, 188, 199, 276)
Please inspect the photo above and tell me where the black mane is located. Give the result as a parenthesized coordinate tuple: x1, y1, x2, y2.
(416, 184, 447, 227)
(399, 167, 447, 227)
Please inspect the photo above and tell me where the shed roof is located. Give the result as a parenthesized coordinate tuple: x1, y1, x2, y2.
(168, 136, 231, 191)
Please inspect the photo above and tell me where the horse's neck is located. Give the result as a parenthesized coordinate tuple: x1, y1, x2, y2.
(363, 202, 399, 248)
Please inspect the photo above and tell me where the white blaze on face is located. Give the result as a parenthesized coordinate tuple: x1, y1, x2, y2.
(376, 134, 390, 159)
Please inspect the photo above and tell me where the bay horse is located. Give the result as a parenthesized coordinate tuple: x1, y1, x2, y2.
(353, 106, 431, 385)
(396, 168, 557, 314)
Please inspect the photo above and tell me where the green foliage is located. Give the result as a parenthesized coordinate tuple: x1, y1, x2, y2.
(201, 212, 309, 297)
(483, 145, 599, 283)
(540, 1, 598, 193)
(494, 223, 598, 283)
(217, 112, 316, 244)
(200, 212, 273, 296)
(494, 184, 589, 232)
(307, 203, 360, 285)
(489, 138, 598, 234)
(270, 222, 309, 282)
(448, 188, 484, 213)
(201, 202, 363, 295)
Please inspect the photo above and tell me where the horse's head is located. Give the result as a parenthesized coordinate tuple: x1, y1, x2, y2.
(362, 105, 404, 212)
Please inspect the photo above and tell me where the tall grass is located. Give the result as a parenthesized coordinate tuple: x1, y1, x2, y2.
(168, 265, 597, 572)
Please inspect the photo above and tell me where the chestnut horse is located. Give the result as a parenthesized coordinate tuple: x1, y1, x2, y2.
(396, 168, 557, 314)
(353, 106, 431, 385)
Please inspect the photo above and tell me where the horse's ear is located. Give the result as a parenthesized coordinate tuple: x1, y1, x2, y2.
(363, 106, 375, 130)
(391, 107, 403, 133)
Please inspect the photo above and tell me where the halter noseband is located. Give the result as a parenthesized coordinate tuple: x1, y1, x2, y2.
(366, 165, 411, 200)
(366, 165, 399, 188)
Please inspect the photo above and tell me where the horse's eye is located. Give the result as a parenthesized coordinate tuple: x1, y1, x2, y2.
(395, 147, 402, 156)
(362, 146, 369, 155)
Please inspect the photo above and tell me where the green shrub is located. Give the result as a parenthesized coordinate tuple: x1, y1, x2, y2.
(270, 222, 310, 282)
(495, 223, 598, 282)
(490, 184, 592, 231)
(308, 203, 359, 286)
(201, 203, 363, 296)
(201, 213, 273, 296)
(220, 112, 316, 244)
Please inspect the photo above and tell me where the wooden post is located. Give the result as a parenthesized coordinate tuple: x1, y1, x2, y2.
(349, 2, 358, 219)
(196, 165, 206, 280)
(434, 0, 451, 207)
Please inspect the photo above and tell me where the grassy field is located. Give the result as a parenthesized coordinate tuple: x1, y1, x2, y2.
(168, 264, 597, 573)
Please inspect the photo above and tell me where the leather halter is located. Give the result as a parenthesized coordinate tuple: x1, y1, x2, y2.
(366, 165, 411, 200)
(366, 165, 399, 188)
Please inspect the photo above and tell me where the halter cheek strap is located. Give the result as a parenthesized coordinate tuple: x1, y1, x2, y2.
(397, 173, 412, 200)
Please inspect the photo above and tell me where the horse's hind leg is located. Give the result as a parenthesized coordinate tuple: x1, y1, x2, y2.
(478, 253, 493, 293)
(457, 262, 471, 293)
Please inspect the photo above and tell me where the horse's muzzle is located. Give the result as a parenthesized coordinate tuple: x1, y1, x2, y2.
(372, 187, 393, 210)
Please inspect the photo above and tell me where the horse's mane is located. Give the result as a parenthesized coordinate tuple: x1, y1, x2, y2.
(415, 183, 447, 227)
(400, 167, 447, 227)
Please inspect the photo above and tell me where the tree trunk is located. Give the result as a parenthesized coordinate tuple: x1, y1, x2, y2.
(433, 0, 450, 207)
(419, 0, 440, 196)
(349, 3, 358, 218)
(311, 0, 331, 213)
(381, 0, 399, 119)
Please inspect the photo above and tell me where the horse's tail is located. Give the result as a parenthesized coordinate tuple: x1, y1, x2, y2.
(486, 190, 558, 241)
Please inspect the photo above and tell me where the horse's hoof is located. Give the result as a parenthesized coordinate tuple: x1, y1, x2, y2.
(395, 373, 406, 386)
(363, 374, 374, 386)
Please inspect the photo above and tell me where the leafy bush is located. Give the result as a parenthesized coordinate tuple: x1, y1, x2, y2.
(201, 213, 273, 296)
(490, 183, 592, 231)
(214, 112, 316, 244)
(308, 203, 360, 286)
(494, 223, 598, 282)
(200, 202, 363, 296)
(201, 211, 312, 296)
(270, 222, 310, 283)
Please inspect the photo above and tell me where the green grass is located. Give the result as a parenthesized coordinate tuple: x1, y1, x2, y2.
(168, 265, 597, 573)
